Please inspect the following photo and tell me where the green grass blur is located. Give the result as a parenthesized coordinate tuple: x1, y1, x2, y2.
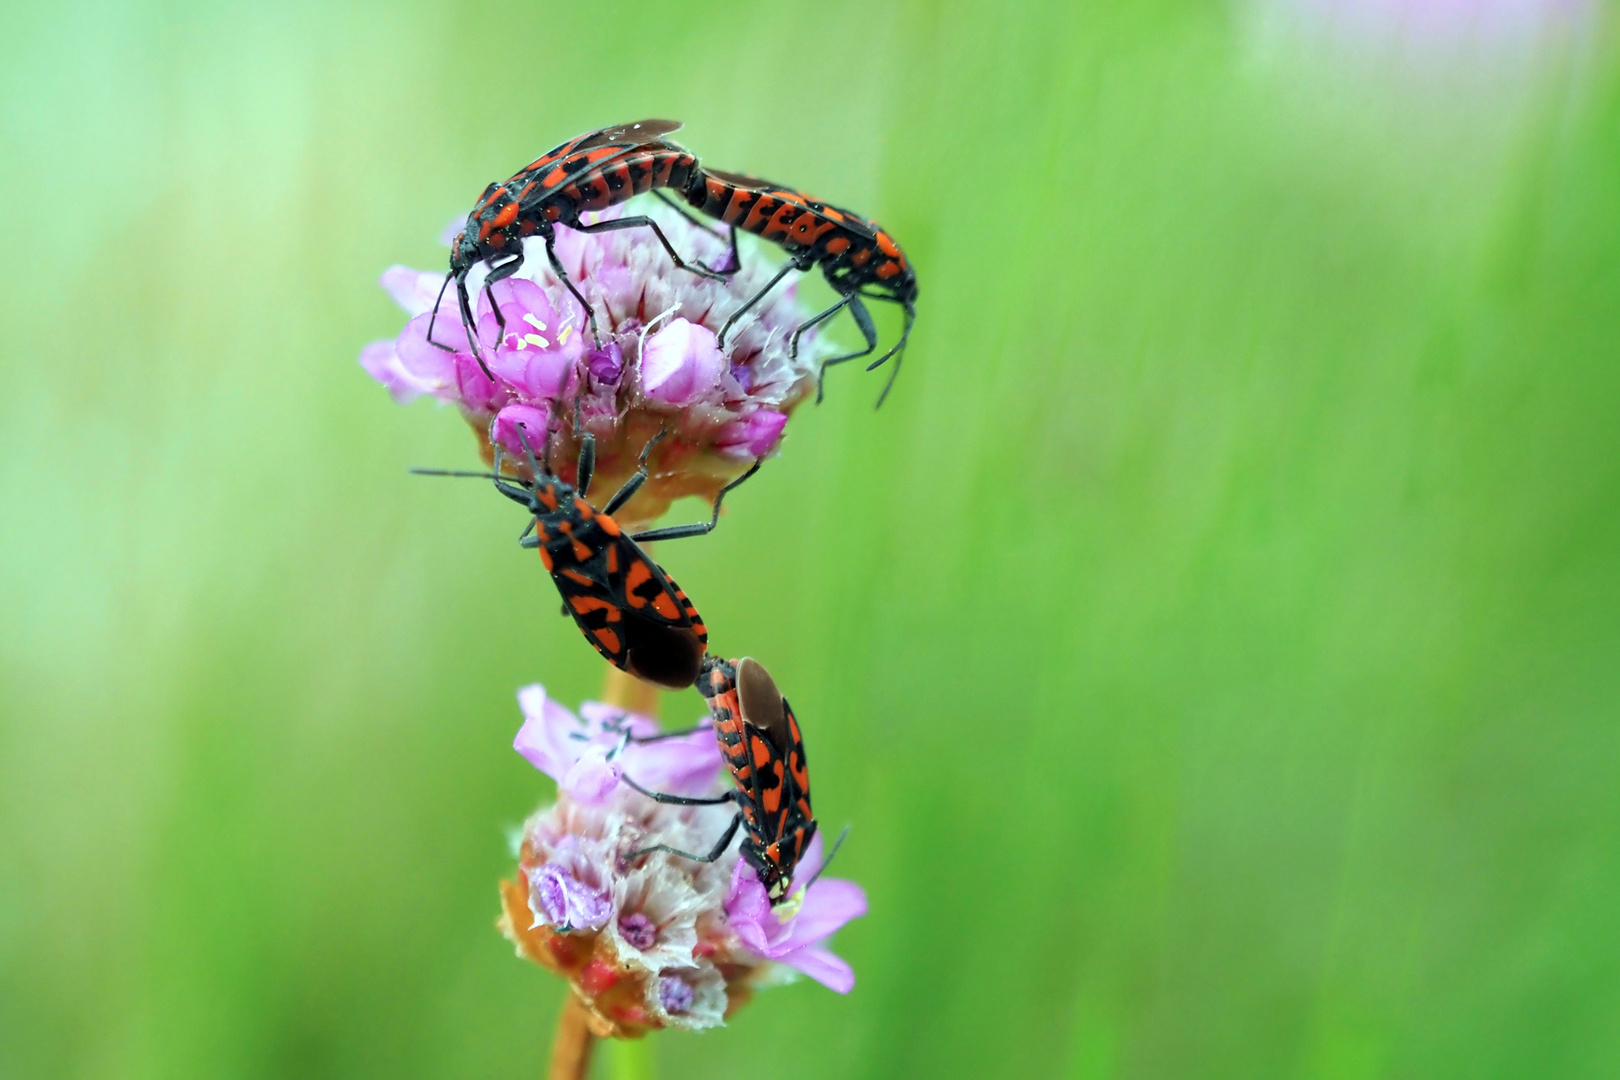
(2, 1, 1618, 1077)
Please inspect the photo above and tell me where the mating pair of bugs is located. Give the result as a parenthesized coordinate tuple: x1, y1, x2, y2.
(429, 119, 918, 405)
(420, 427, 817, 904)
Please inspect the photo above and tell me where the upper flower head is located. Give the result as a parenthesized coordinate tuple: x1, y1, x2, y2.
(360, 200, 832, 526)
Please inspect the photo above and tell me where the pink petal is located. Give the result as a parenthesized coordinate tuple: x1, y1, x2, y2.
(713, 409, 788, 458)
(641, 319, 725, 407)
(380, 265, 451, 317)
(492, 403, 552, 460)
(513, 685, 584, 780)
(779, 945, 855, 994)
(782, 878, 868, 948)
(562, 746, 620, 805)
(358, 340, 436, 404)
(394, 312, 460, 383)
(791, 830, 826, 884)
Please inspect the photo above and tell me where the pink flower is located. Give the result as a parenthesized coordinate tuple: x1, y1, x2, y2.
(724, 831, 867, 993)
(712, 409, 789, 459)
(360, 200, 831, 483)
(513, 684, 722, 805)
(491, 403, 552, 460)
(476, 278, 584, 401)
(640, 318, 727, 407)
(357, 340, 438, 405)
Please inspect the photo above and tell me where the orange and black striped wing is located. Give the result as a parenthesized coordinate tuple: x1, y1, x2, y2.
(513, 120, 685, 211)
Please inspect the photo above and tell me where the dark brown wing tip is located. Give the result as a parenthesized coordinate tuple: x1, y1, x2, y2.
(624, 618, 706, 689)
(614, 118, 683, 139)
(701, 166, 784, 191)
(736, 657, 790, 744)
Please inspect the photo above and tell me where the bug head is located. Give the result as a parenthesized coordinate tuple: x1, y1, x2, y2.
(741, 837, 795, 904)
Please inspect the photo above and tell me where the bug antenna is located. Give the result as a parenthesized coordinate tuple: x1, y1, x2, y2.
(409, 467, 533, 483)
(512, 423, 544, 480)
(802, 824, 851, 892)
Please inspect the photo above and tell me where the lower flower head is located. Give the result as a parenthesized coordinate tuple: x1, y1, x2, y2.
(499, 686, 867, 1036)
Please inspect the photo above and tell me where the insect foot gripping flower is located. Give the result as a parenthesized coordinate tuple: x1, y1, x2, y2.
(498, 684, 867, 1040)
(360, 198, 832, 529)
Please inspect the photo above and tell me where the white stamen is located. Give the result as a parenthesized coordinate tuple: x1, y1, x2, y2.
(523, 313, 547, 331)
(524, 333, 550, 349)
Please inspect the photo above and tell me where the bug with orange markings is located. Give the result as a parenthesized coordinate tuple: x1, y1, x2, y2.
(414, 429, 760, 690)
(431, 119, 726, 376)
(622, 655, 818, 904)
(679, 167, 919, 406)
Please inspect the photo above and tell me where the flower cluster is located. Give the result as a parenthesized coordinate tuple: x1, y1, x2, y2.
(498, 687, 866, 1036)
(359, 200, 831, 526)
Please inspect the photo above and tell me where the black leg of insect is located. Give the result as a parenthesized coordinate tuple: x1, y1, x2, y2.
(478, 253, 528, 357)
(715, 252, 815, 348)
(570, 216, 733, 282)
(628, 458, 764, 543)
(424, 271, 458, 351)
(865, 296, 916, 408)
(544, 232, 604, 349)
(650, 192, 742, 276)
(442, 269, 496, 380)
(597, 712, 714, 744)
(619, 774, 746, 863)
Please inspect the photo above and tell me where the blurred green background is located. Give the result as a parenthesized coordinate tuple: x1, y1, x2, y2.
(3, 0, 1618, 1077)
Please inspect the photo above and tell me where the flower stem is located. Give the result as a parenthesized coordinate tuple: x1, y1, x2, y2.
(600, 664, 660, 716)
(548, 995, 595, 1080)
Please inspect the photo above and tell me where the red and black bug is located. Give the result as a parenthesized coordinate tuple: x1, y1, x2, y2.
(430, 119, 726, 377)
(414, 430, 760, 690)
(622, 656, 817, 903)
(678, 168, 918, 406)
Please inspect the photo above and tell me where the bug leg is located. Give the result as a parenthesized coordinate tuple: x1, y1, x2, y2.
(812, 294, 878, 404)
(705, 224, 742, 276)
(870, 300, 915, 408)
(575, 432, 596, 500)
(651, 190, 729, 241)
(716, 257, 805, 348)
(601, 431, 668, 517)
(630, 457, 763, 543)
(627, 811, 745, 865)
(454, 275, 495, 380)
(627, 722, 713, 743)
(620, 772, 739, 807)
(571, 216, 730, 282)
(425, 272, 457, 351)
(481, 254, 524, 348)
(544, 233, 602, 348)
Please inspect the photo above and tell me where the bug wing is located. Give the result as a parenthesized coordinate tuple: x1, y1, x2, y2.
(575, 119, 683, 149)
(735, 658, 814, 821)
(604, 534, 708, 688)
(516, 121, 687, 211)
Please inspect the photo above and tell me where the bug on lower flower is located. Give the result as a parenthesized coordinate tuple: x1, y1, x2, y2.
(434, 119, 726, 376)
(414, 427, 758, 689)
(683, 166, 918, 406)
(621, 656, 819, 904)
(500, 685, 866, 1036)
